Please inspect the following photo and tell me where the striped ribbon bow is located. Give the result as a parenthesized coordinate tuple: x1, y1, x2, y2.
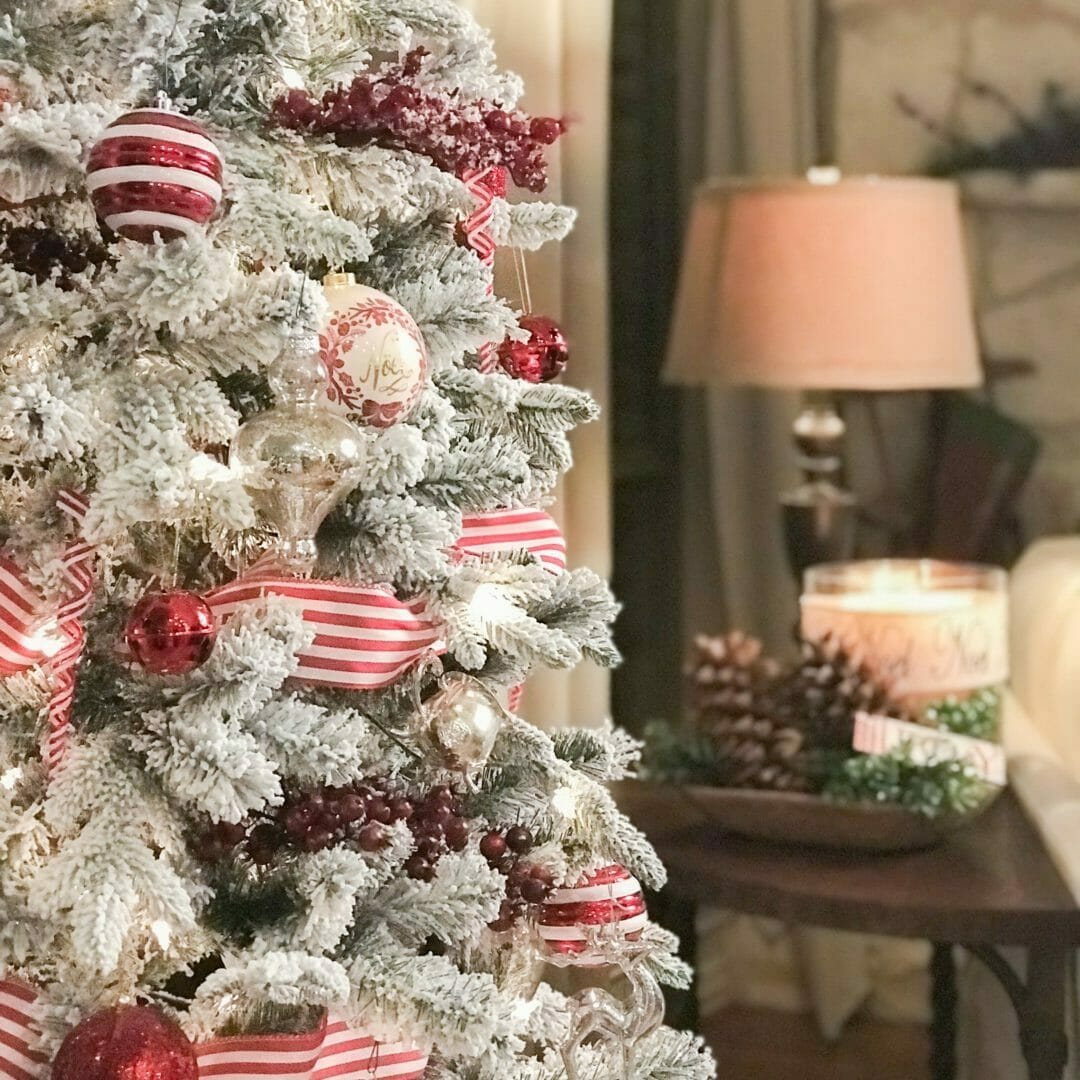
(0, 980, 428, 1080)
(459, 165, 507, 374)
(0, 490, 94, 773)
(456, 507, 567, 573)
(206, 562, 444, 692)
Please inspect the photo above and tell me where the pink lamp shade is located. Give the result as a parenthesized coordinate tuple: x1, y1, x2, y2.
(663, 175, 982, 391)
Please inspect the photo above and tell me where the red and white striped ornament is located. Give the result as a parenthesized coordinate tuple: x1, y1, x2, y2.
(537, 864, 648, 964)
(0, 980, 427, 1080)
(85, 101, 223, 243)
(207, 565, 444, 691)
(455, 508, 566, 573)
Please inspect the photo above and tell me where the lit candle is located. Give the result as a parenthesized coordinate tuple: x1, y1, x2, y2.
(800, 560, 1008, 708)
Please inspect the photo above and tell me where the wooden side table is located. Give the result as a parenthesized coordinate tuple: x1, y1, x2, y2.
(615, 783, 1080, 1080)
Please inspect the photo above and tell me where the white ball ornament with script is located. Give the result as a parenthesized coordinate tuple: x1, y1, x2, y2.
(318, 272, 428, 429)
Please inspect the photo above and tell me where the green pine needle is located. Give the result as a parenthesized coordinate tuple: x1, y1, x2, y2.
(640, 720, 727, 787)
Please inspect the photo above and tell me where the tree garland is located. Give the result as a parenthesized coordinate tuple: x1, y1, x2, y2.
(272, 48, 566, 192)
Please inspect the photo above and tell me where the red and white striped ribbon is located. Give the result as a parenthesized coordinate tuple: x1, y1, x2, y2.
(0, 491, 94, 772)
(43, 491, 94, 773)
(459, 165, 507, 374)
(0, 980, 427, 1080)
(0, 558, 54, 676)
(197, 1016, 427, 1080)
(0, 980, 47, 1080)
(207, 566, 444, 692)
(456, 508, 566, 573)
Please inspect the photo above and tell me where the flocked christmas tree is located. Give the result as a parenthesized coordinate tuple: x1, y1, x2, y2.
(0, 2, 715, 1079)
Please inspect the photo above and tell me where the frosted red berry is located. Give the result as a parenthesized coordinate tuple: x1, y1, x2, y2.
(480, 831, 507, 863)
(505, 825, 533, 854)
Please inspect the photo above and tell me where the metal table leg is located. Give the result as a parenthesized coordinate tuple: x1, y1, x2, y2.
(930, 943, 958, 1080)
(967, 944, 1070, 1080)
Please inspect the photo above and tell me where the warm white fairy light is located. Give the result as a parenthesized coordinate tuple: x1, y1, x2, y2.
(550, 785, 578, 822)
(150, 919, 172, 950)
(0, 766, 23, 791)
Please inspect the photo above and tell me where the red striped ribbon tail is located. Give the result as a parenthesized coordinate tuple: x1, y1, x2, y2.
(195, 1015, 428, 1080)
(55, 489, 89, 522)
(507, 683, 524, 713)
(456, 507, 567, 573)
(44, 490, 94, 774)
(460, 165, 507, 374)
(0, 978, 47, 1080)
(0, 558, 50, 676)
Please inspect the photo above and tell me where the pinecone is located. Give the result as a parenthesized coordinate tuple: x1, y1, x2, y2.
(687, 631, 778, 719)
(777, 634, 904, 752)
(688, 632, 810, 792)
(707, 713, 811, 792)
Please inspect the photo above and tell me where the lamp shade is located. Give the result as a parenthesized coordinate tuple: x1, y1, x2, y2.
(663, 175, 982, 391)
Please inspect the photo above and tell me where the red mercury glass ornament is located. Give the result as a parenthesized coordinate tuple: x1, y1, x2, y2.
(497, 314, 569, 383)
(124, 589, 218, 675)
(52, 1004, 199, 1080)
(85, 96, 224, 243)
(537, 864, 647, 964)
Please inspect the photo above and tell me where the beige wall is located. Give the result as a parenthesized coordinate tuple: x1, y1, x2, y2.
(828, 0, 1080, 173)
(829, 0, 1080, 537)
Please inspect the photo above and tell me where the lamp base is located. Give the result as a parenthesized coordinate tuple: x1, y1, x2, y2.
(782, 398, 858, 579)
(781, 482, 857, 579)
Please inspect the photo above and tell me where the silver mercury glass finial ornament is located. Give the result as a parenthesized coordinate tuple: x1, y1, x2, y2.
(229, 327, 365, 575)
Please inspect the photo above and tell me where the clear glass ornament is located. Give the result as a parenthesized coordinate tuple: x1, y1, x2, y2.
(541, 928, 665, 1080)
(229, 329, 364, 574)
(424, 672, 508, 782)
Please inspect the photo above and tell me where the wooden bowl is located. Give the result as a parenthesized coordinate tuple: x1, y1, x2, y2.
(613, 780, 1001, 853)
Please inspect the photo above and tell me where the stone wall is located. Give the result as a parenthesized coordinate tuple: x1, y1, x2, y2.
(828, 0, 1080, 535)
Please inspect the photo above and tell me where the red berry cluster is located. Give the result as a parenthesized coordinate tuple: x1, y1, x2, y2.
(0, 223, 108, 289)
(196, 781, 405, 865)
(403, 783, 470, 883)
(480, 825, 555, 931)
(194, 781, 472, 880)
(271, 48, 565, 193)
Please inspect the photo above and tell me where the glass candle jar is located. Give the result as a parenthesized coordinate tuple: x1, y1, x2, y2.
(800, 560, 1008, 729)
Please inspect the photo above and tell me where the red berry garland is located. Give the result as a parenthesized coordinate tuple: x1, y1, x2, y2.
(272, 48, 565, 193)
(479, 823, 555, 931)
(0, 223, 109, 289)
(193, 780, 473, 880)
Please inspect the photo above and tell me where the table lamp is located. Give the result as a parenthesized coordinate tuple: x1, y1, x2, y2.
(664, 171, 982, 575)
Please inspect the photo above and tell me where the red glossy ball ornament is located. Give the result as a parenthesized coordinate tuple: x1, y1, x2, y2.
(497, 314, 569, 384)
(125, 590, 217, 675)
(538, 864, 647, 964)
(86, 99, 223, 243)
(52, 1004, 198, 1080)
